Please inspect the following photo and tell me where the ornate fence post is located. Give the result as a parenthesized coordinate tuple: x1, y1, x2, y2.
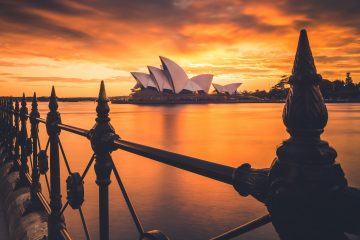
(2, 98, 8, 143)
(0, 98, 7, 156)
(1, 98, 4, 125)
(18, 93, 29, 187)
(89, 81, 118, 240)
(46, 86, 65, 239)
(1, 99, 8, 148)
(265, 30, 351, 239)
(7, 97, 15, 163)
(14, 98, 20, 161)
(0, 98, 2, 137)
(0, 98, 2, 134)
(0, 98, 2, 125)
(30, 92, 41, 204)
(4, 98, 8, 137)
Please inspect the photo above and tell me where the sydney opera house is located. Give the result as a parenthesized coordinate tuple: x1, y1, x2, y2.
(131, 56, 214, 94)
(123, 56, 244, 104)
(131, 56, 242, 94)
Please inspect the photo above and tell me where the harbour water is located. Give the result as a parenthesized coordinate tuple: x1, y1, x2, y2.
(34, 102, 360, 240)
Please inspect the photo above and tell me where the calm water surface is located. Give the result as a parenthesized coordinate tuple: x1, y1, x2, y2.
(35, 102, 360, 240)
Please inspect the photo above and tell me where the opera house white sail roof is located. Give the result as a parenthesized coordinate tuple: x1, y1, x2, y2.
(212, 83, 242, 95)
(131, 56, 243, 95)
(131, 56, 213, 94)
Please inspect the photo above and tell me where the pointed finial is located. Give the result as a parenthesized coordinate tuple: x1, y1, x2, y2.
(32, 92, 39, 112)
(283, 30, 327, 137)
(30, 92, 40, 123)
(96, 81, 110, 123)
(15, 98, 19, 112)
(21, 93, 26, 107)
(9, 97, 13, 111)
(20, 93, 28, 117)
(51, 86, 56, 98)
(49, 86, 58, 112)
(32, 92, 38, 108)
(98, 80, 108, 103)
(3, 98, 6, 112)
(289, 29, 321, 85)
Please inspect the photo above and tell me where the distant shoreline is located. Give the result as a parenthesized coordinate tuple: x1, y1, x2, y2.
(16, 97, 360, 104)
(110, 100, 360, 105)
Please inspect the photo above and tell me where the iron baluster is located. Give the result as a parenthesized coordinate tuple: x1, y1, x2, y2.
(46, 86, 66, 239)
(7, 97, 15, 164)
(14, 98, 20, 161)
(89, 81, 118, 240)
(2, 98, 9, 162)
(1, 98, 5, 159)
(18, 93, 29, 187)
(30, 92, 41, 206)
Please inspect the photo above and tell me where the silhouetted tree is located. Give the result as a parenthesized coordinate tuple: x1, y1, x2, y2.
(252, 90, 268, 99)
(345, 72, 354, 87)
(319, 79, 333, 99)
(247, 73, 359, 101)
(268, 75, 289, 99)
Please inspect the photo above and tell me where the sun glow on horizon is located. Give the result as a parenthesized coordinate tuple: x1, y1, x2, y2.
(0, 0, 359, 97)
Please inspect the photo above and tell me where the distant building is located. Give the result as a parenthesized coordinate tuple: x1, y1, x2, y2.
(212, 83, 242, 95)
(131, 56, 213, 94)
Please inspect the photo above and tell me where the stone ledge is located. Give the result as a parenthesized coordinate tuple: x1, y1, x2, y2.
(0, 152, 48, 240)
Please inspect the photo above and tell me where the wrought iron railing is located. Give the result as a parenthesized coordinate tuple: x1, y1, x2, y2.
(0, 81, 271, 240)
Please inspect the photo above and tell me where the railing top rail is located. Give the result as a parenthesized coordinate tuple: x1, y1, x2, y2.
(58, 123, 89, 137)
(113, 139, 235, 184)
(36, 117, 46, 124)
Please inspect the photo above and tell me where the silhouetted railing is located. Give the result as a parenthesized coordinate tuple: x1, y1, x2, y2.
(0, 81, 271, 240)
(0, 29, 359, 240)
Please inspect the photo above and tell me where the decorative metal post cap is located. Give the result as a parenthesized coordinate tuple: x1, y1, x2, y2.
(96, 80, 110, 123)
(289, 29, 322, 85)
(98, 80, 108, 103)
(283, 29, 327, 136)
(30, 92, 40, 123)
(21, 93, 26, 107)
(49, 86, 58, 111)
(32, 92, 37, 105)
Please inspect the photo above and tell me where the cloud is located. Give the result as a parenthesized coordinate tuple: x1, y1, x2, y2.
(12, 76, 99, 83)
(0, 0, 359, 96)
(281, 0, 360, 33)
(0, 60, 53, 67)
(316, 55, 360, 64)
(0, 1, 92, 40)
(16, 0, 91, 15)
(10, 75, 132, 84)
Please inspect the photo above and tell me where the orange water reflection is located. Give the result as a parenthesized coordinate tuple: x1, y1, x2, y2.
(34, 102, 360, 240)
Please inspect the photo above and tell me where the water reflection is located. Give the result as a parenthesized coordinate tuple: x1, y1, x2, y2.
(34, 102, 360, 240)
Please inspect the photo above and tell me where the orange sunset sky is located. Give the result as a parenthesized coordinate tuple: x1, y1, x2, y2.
(0, 0, 359, 97)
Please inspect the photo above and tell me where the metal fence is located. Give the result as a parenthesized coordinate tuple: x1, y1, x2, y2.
(0, 81, 271, 240)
